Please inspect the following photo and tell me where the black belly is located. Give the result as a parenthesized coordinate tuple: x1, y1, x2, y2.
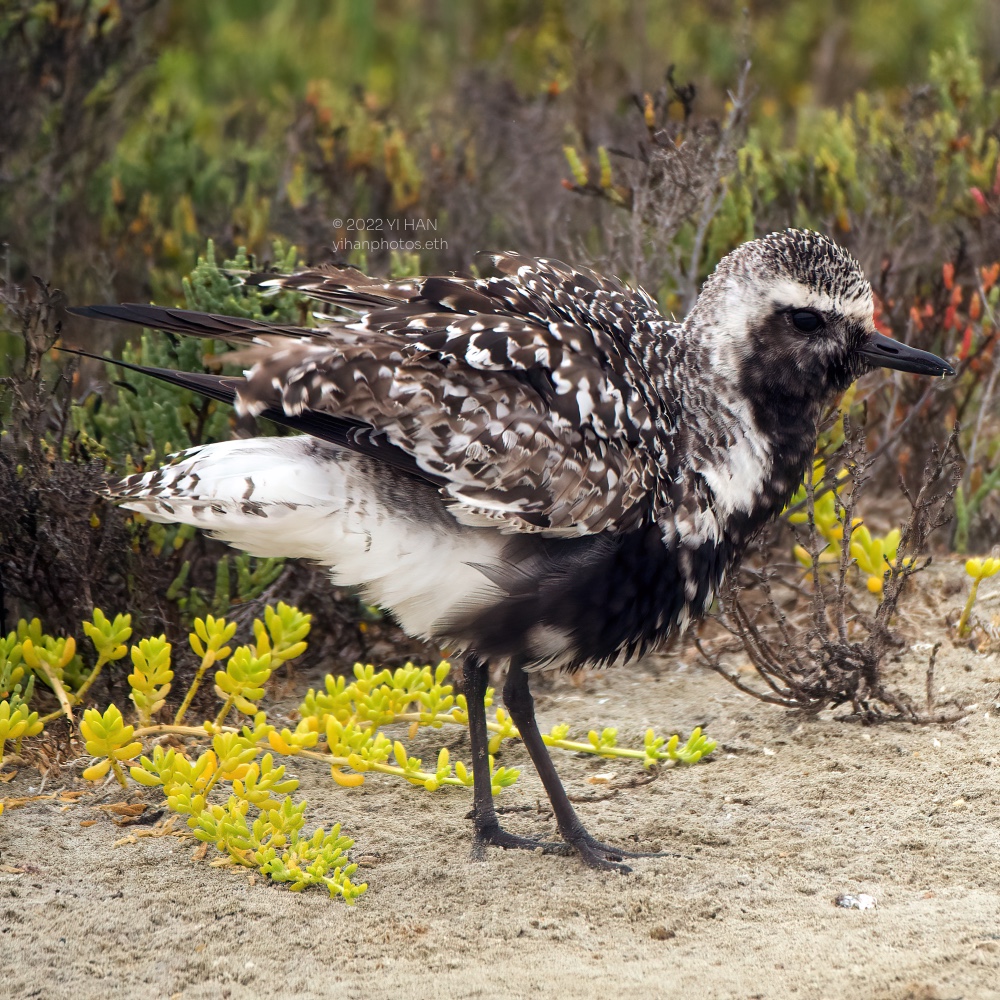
(450, 523, 732, 670)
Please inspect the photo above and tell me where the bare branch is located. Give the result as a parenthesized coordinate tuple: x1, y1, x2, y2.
(696, 421, 962, 723)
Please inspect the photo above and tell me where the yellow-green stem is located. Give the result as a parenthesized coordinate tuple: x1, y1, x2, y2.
(133, 723, 220, 739)
(958, 576, 983, 637)
(130, 722, 335, 765)
(35, 662, 75, 723)
(213, 696, 235, 729)
(109, 758, 129, 789)
(174, 655, 214, 725)
(127, 722, 467, 786)
(202, 767, 224, 796)
(70, 652, 111, 706)
(542, 735, 646, 760)
(380, 711, 661, 761)
(341, 756, 468, 787)
(122, 713, 693, 790)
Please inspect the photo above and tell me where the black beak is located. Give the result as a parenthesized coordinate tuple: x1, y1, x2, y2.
(859, 332, 955, 377)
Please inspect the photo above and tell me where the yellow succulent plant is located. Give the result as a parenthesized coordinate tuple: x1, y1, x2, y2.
(958, 556, 1000, 637)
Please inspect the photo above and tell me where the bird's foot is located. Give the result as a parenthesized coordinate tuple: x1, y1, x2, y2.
(471, 821, 571, 861)
(556, 826, 687, 871)
(473, 821, 666, 873)
(559, 831, 636, 873)
(565, 832, 677, 861)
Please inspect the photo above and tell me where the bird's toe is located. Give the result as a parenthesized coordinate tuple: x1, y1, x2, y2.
(472, 822, 569, 858)
(571, 834, 680, 860)
(572, 841, 633, 874)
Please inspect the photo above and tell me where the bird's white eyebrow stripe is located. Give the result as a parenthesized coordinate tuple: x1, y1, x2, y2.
(766, 278, 873, 324)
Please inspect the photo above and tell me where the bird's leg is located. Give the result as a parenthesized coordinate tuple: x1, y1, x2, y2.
(503, 656, 666, 872)
(464, 652, 500, 848)
(462, 653, 566, 859)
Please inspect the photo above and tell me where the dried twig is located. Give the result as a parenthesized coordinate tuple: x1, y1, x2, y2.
(698, 423, 963, 723)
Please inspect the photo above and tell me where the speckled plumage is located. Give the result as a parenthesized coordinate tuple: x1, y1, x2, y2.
(73, 230, 934, 676)
(233, 251, 672, 539)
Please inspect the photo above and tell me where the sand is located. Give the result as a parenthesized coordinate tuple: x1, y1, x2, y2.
(3, 572, 1000, 1000)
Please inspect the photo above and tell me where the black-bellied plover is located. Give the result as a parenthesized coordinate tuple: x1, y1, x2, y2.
(72, 229, 954, 869)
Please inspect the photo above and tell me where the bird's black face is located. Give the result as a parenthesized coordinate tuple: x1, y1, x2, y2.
(745, 303, 954, 404)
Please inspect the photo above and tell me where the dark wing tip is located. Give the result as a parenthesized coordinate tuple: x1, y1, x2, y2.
(67, 304, 131, 320)
(54, 347, 244, 405)
(67, 303, 184, 327)
(66, 302, 311, 342)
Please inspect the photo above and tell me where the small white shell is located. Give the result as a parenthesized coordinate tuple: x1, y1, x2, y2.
(835, 893, 877, 910)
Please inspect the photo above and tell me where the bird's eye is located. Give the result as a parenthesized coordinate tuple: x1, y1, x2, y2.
(790, 309, 823, 333)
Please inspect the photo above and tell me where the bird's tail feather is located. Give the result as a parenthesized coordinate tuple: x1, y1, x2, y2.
(110, 436, 507, 639)
(112, 437, 357, 559)
(58, 347, 437, 483)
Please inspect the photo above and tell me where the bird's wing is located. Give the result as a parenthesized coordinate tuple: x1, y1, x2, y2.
(77, 255, 672, 535)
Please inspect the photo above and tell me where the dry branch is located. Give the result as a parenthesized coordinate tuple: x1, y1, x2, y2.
(697, 423, 962, 722)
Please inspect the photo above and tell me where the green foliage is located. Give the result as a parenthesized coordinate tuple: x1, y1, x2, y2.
(0, 634, 30, 701)
(1, 604, 716, 900)
(128, 636, 173, 727)
(77, 609, 133, 706)
(563, 38, 1000, 312)
(19, 620, 85, 693)
(184, 241, 302, 318)
(850, 525, 908, 597)
(253, 602, 311, 666)
(165, 550, 287, 621)
(83, 609, 134, 661)
(954, 466, 1000, 554)
(213, 646, 273, 722)
(135, 737, 364, 901)
(729, 38, 1000, 237)
(5, 0, 991, 307)
(174, 612, 238, 724)
(0, 644, 43, 769)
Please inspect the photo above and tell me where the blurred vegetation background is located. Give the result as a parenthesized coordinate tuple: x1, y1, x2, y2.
(2, 0, 1000, 680)
(3, 0, 998, 302)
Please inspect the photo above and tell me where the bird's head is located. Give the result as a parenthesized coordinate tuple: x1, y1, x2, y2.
(688, 229, 954, 410)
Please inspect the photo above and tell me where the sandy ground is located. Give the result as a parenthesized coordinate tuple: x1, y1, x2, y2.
(4, 577, 1000, 1000)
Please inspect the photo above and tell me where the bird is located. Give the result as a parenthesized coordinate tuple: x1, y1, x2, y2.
(70, 229, 954, 871)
